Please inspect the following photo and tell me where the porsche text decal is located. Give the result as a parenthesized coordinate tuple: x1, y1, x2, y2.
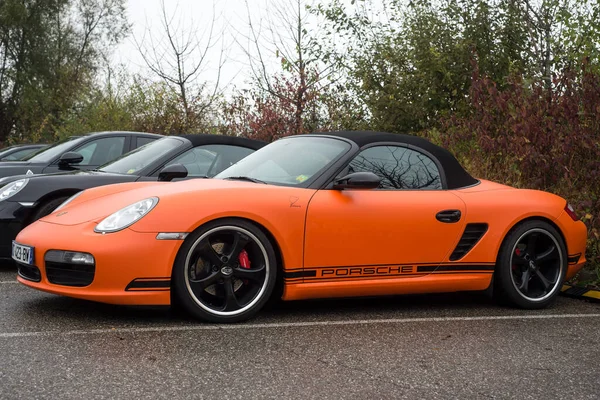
(320, 265, 415, 277)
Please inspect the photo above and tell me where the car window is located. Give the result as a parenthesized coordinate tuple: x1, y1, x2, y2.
(347, 145, 442, 190)
(166, 145, 254, 177)
(1, 148, 38, 161)
(136, 136, 156, 148)
(25, 137, 84, 162)
(77, 143, 97, 164)
(73, 137, 126, 166)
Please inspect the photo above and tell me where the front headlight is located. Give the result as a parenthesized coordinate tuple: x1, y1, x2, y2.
(94, 197, 159, 233)
(0, 179, 29, 202)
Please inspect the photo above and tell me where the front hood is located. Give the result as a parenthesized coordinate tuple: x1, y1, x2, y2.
(40, 179, 285, 226)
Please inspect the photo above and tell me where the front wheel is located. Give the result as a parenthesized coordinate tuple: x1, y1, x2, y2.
(172, 219, 277, 323)
(494, 220, 567, 309)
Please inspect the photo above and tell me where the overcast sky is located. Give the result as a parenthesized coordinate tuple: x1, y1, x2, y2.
(113, 0, 298, 92)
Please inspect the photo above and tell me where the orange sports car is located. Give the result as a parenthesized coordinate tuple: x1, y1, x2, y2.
(13, 131, 587, 322)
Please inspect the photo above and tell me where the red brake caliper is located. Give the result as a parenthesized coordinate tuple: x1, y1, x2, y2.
(239, 249, 251, 284)
(513, 248, 521, 271)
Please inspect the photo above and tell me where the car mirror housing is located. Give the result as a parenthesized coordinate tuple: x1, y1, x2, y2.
(58, 152, 84, 167)
(333, 172, 381, 190)
(158, 164, 188, 182)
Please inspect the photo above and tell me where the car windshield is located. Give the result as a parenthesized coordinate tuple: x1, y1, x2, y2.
(99, 137, 184, 174)
(215, 136, 352, 187)
(23, 137, 83, 163)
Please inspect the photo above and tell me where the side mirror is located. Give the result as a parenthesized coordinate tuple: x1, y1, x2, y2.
(333, 172, 381, 190)
(158, 164, 188, 182)
(58, 152, 84, 167)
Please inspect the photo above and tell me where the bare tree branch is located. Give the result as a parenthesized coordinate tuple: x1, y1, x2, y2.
(134, 0, 226, 130)
(237, 0, 340, 135)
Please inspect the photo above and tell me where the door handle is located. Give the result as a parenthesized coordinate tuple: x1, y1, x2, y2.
(436, 210, 462, 223)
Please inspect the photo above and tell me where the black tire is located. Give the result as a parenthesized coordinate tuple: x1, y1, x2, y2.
(31, 196, 70, 221)
(172, 218, 277, 323)
(494, 220, 567, 309)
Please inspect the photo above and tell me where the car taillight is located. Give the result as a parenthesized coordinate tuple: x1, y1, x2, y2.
(565, 203, 579, 221)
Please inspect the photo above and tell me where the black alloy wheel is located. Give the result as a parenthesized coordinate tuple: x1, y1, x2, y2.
(173, 219, 277, 323)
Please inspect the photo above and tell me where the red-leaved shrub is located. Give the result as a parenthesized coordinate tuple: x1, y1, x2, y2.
(440, 62, 600, 280)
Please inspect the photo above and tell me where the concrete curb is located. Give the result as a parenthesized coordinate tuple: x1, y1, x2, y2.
(561, 284, 600, 302)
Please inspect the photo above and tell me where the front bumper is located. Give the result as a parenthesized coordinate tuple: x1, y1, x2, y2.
(0, 201, 33, 260)
(15, 220, 183, 305)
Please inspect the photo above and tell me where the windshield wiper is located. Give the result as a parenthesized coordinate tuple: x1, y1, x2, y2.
(223, 176, 267, 184)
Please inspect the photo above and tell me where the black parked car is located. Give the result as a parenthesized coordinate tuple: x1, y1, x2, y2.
(0, 131, 161, 179)
(0, 144, 48, 161)
(0, 134, 265, 260)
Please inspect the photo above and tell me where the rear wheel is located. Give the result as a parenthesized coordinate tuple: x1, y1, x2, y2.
(494, 220, 566, 309)
(172, 219, 277, 323)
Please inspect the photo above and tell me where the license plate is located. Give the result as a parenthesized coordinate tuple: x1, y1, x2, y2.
(12, 241, 34, 265)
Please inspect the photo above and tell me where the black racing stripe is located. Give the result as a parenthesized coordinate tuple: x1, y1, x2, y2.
(305, 262, 494, 270)
(126, 279, 171, 291)
(304, 274, 426, 281)
(307, 263, 437, 270)
(436, 265, 495, 271)
(428, 271, 494, 274)
(567, 254, 581, 264)
(298, 271, 493, 284)
(283, 270, 317, 279)
(418, 265, 495, 273)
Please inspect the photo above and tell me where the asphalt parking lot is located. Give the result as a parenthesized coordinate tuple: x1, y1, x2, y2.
(1, 264, 599, 399)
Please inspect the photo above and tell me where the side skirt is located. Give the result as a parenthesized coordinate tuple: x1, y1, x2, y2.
(281, 272, 493, 301)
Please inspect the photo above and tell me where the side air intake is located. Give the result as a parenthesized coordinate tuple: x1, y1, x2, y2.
(449, 223, 488, 261)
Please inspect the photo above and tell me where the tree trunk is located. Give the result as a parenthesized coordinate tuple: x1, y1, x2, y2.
(0, 106, 14, 143)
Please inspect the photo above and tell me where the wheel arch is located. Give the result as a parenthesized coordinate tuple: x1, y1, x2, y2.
(495, 216, 567, 267)
(27, 189, 82, 223)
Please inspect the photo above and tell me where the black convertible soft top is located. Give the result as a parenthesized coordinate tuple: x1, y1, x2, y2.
(178, 134, 266, 150)
(322, 131, 479, 190)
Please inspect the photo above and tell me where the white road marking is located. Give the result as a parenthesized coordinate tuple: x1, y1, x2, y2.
(0, 313, 599, 339)
(0, 281, 18, 284)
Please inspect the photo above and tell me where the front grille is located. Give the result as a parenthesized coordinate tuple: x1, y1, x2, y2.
(18, 263, 41, 282)
(45, 261, 95, 287)
(449, 223, 488, 261)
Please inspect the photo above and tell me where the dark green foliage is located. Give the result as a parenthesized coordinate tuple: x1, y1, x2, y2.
(0, 0, 128, 144)
(316, 0, 600, 133)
